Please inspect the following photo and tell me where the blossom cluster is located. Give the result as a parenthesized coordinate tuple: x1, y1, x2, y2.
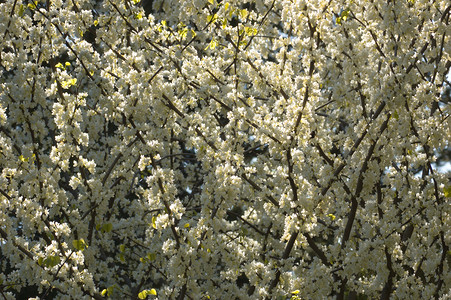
(0, 0, 450, 299)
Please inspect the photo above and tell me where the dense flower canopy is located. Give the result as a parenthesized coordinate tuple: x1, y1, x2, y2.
(0, 0, 450, 299)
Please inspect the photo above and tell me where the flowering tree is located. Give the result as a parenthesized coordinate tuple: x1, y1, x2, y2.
(0, 0, 450, 299)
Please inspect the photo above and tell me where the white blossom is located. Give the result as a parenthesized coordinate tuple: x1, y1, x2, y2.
(0, 0, 449, 299)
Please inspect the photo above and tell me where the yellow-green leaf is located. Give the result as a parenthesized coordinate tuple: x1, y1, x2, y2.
(239, 9, 248, 20)
(138, 291, 146, 299)
(101, 286, 115, 297)
(147, 253, 156, 261)
(239, 39, 247, 48)
(151, 216, 157, 229)
(205, 39, 218, 50)
(179, 27, 188, 39)
(337, 8, 351, 25)
(138, 289, 157, 299)
(157, 20, 167, 32)
(18, 4, 25, 17)
(119, 244, 126, 252)
(244, 27, 258, 36)
(444, 185, 451, 198)
(101, 223, 113, 233)
(28, 1, 38, 10)
(140, 252, 156, 263)
(207, 14, 218, 23)
(72, 238, 88, 251)
(61, 78, 77, 89)
(42, 255, 60, 268)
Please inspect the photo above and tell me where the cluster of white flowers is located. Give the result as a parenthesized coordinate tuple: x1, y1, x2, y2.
(0, 0, 450, 299)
